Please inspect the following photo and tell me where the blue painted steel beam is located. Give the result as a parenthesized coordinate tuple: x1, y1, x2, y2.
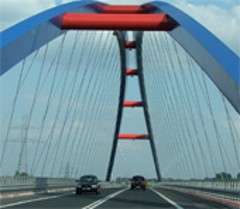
(0, 1, 95, 75)
(151, 1, 240, 114)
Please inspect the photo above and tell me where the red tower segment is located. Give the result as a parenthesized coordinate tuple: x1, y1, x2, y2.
(126, 68, 138, 76)
(125, 41, 136, 49)
(118, 134, 150, 140)
(124, 101, 143, 107)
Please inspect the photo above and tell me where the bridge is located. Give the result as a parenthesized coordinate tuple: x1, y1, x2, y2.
(0, 1, 239, 208)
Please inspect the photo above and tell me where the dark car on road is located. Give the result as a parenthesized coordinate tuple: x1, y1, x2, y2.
(131, 175, 146, 190)
(76, 175, 101, 195)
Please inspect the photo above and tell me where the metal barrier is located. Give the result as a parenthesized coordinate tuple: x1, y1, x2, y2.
(157, 180, 240, 207)
(161, 180, 240, 192)
(0, 177, 75, 195)
(0, 177, 122, 198)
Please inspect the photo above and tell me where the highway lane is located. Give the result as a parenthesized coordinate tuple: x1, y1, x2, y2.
(0, 187, 236, 209)
(95, 188, 234, 209)
(0, 188, 123, 209)
(151, 188, 235, 209)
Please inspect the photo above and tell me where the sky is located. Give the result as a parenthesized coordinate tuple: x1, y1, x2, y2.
(0, 0, 239, 180)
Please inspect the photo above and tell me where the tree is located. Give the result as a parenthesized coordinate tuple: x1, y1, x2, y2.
(237, 172, 240, 180)
(215, 172, 232, 180)
(14, 170, 30, 177)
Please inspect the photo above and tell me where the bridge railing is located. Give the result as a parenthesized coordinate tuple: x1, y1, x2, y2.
(0, 177, 76, 194)
(162, 180, 240, 191)
(158, 180, 240, 206)
(0, 177, 122, 198)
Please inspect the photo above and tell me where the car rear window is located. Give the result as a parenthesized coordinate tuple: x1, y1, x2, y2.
(80, 176, 97, 182)
(133, 176, 144, 181)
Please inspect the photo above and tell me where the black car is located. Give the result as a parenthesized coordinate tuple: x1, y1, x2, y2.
(76, 175, 101, 195)
(131, 175, 146, 190)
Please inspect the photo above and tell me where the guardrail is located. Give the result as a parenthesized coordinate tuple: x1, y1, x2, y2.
(0, 177, 123, 198)
(157, 180, 240, 207)
(0, 177, 76, 197)
(168, 180, 239, 190)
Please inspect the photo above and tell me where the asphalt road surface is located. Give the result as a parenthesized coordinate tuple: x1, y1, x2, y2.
(0, 187, 236, 209)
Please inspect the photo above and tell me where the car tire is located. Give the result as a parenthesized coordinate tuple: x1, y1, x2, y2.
(95, 188, 100, 195)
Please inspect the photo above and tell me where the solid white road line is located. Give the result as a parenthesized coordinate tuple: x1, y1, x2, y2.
(150, 188, 184, 209)
(82, 187, 128, 209)
(0, 193, 73, 208)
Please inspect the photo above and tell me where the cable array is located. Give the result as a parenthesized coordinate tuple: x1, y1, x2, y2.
(1, 29, 239, 181)
(1, 31, 121, 179)
(142, 32, 240, 180)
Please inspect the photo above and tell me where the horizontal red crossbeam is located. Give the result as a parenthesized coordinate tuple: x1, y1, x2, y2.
(119, 134, 149, 140)
(125, 41, 136, 49)
(91, 4, 156, 14)
(101, 5, 146, 14)
(126, 68, 138, 76)
(61, 14, 176, 31)
(124, 101, 143, 107)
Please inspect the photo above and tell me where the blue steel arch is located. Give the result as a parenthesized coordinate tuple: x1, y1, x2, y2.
(0, 0, 95, 75)
(151, 1, 240, 114)
(0, 1, 239, 113)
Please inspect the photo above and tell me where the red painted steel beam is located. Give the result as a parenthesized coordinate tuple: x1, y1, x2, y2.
(126, 68, 138, 76)
(125, 41, 136, 49)
(118, 134, 149, 139)
(124, 101, 143, 107)
(91, 4, 157, 14)
(61, 14, 177, 31)
(101, 5, 145, 14)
